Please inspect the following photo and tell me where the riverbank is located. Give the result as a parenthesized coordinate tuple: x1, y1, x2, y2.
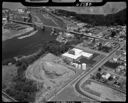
(2, 27, 57, 61)
(2, 27, 34, 41)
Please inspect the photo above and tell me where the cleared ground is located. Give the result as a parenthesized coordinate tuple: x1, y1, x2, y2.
(2, 24, 33, 41)
(51, 85, 91, 101)
(81, 80, 126, 101)
(37, 13, 58, 27)
(25, 53, 75, 99)
(2, 65, 17, 90)
(32, 10, 64, 29)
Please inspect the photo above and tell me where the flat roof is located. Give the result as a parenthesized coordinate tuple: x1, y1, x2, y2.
(81, 52, 93, 58)
(62, 48, 93, 59)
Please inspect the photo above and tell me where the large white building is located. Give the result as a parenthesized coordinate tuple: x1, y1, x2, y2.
(62, 48, 93, 60)
(62, 48, 92, 71)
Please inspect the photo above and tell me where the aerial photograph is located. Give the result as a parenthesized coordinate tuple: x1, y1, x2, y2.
(2, 0, 126, 103)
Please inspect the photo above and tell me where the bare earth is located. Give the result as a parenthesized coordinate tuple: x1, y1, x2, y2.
(25, 53, 75, 101)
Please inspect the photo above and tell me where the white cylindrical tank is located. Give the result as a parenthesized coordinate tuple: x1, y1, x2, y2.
(77, 64, 81, 69)
(82, 63, 86, 70)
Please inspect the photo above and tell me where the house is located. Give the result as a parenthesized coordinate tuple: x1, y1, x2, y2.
(102, 73, 111, 80)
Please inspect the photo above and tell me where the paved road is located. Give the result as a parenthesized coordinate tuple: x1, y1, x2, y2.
(74, 42, 125, 101)
(48, 43, 119, 101)
(47, 10, 125, 101)
(48, 38, 125, 102)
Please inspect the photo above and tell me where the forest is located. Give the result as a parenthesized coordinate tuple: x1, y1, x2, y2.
(54, 8, 126, 26)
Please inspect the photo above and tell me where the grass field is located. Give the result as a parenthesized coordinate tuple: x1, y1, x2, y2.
(2, 65, 17, 90)
(81, 80, 126, 101)
(2, 24, 33, 41)
(51, 86, 90, 101)
(35, 13, 59, 28)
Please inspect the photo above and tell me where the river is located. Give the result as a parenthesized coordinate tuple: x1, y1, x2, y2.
(2, 27, 58, 61)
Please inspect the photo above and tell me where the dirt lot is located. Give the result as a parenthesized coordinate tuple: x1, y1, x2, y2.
(2, 25, 33, 41)
(81, 80, 126, 101)
(25, 53, 75, 94)
(51, 86, 91, 101)
(2, 65, 17, 90)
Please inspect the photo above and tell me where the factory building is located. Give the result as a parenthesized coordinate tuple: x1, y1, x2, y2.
(62, 48, 93, 60)
(62, 48, 93, 70)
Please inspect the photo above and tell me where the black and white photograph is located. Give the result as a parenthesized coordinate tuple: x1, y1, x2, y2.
(2, 0, 126, 102)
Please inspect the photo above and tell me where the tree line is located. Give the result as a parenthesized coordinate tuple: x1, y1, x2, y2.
(54, 9, 126, 26)
(4, 40, 72, 102)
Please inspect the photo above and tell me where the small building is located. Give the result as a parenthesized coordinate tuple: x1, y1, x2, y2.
(102, 73, 111, 80)
(82, 63, 86, 70)
(113, 58, 118, 62)
(77, 23, 85, 28)
(18, 8, 25, 13)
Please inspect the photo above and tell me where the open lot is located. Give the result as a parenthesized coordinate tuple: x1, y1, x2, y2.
(25, 53, 76, 99)
(81, 79, 126, 101)
(2, 23, 33, 41)
(2, 65, 18, 90)
(37, 13, 58, 27)
(51, 86, 91, 101)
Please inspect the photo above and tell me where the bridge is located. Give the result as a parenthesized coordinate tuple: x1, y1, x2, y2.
(11, 20, 34, 26)
(11, 19, 66, 32)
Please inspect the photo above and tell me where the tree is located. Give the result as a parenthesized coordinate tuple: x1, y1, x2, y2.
(96, 72, 101, 80)
(108, 76, 113, 81)
(111, 30, 116, 37)
(98, 68, 101, 72)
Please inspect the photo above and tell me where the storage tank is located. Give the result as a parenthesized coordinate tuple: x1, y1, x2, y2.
(82, 63, 86, 70)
